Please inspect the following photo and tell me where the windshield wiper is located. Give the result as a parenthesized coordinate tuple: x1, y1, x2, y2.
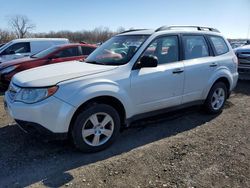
(30, 55, 37, 58)
(85, 61, 106, 65)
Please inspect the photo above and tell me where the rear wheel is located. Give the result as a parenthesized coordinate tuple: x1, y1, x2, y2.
(71, 104, 120, 152)
(204, 82, 228, 114)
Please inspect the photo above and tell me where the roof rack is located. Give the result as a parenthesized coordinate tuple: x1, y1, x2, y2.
(155, 25, 220, 33)
(119, 29, 148, 34)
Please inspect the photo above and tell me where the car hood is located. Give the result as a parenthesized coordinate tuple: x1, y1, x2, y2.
(0, 57, 34, 69)
(12, 61, 118, 87)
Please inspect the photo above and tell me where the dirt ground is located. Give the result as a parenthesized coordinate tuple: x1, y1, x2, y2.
(0, 81, 249, 188)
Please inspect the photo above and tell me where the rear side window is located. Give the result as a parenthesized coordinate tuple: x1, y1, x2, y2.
(2, 42, 31, 55)
(55, 47, 80, 58)
(183, 35, 209, 60)
(81, 46, 96, 55)
(209, 36, 229, 55)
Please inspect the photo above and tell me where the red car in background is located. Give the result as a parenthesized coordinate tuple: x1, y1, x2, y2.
(0, 43, 96, 88)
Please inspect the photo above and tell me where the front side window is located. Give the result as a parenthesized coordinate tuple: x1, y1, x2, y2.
(183, 35, 209, 60)
(85, 35, 149, 65)
(55, 47, 79, 58)
(2, 42, 30, 55)
(209, 36, 229, 55)
(141, 36, 179, 64)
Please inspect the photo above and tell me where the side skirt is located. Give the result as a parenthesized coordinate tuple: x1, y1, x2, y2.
(125, 100, 205, 126)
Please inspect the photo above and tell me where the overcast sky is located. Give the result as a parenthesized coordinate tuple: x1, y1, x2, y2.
(0, 0, 249, 39)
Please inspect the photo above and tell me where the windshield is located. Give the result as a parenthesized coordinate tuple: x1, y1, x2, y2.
(31, 46, 59, 58)
(85, 35, 149, 65)
(0, 41, 12, 52)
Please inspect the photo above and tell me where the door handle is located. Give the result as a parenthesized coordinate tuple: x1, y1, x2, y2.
(172, 68, 184, 74)
(210, 63, 218, 67)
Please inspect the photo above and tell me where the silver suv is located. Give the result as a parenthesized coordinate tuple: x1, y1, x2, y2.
(5, 26, 238, 152)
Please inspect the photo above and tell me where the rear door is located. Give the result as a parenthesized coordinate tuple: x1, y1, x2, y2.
(181, 34, 217, 103)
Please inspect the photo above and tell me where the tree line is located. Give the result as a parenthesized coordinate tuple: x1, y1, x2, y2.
(0, 15, 125, 44)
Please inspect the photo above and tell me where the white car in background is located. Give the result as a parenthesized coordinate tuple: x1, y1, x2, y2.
(0, 38, 69, 63)
(4, 26, 238, 152)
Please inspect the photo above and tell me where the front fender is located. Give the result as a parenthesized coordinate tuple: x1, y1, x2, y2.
(55, 79, 134, 118)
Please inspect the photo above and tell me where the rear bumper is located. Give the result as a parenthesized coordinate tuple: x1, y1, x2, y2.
(231, 72, 239, 91)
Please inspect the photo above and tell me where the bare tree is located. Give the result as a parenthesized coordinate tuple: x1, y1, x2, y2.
(0, 29, 15, 43)
(8, 15, 35, 38)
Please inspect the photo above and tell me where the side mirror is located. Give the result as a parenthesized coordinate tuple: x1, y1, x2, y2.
(136, 55, 158, 69)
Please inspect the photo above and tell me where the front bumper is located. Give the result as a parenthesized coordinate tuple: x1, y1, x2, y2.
(15, 120, 67, 140)
(238, 57, 250, 74)
(4, 93, 76, 134)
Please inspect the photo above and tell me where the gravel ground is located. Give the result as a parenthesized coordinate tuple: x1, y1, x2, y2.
(0, 81, 249, 188)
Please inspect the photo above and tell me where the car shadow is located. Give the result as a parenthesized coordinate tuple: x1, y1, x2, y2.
(234, 79, 250, 96)
(0, 106, 219, 187)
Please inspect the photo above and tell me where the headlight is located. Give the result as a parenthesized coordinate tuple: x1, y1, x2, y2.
(1, 65, 18, 74)
(15, 86, 58, 104)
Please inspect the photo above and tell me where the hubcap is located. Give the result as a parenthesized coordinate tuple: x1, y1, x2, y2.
(211, 88, 225, 110)
(82, 112, 114, 147)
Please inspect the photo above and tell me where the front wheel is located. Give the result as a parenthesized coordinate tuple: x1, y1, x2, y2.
(71, 104, 121, 152)
(204, 82, 228, 114)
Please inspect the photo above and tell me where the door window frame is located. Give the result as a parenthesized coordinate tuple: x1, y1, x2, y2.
(180, 34, 214, 60)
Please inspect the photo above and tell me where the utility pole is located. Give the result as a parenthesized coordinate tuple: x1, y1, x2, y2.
(248, 24, 250, 39)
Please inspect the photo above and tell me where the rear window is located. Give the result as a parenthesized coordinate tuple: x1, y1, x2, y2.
(209, 36, 229, 55)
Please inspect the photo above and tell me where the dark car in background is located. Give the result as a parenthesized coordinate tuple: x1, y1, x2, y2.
(234, 44, 250, 79)
(0, 43, 96, 88)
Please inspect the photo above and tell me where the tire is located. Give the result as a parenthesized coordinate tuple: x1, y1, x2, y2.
(71, 104, 120, 152)
(204, 82, 228, 114)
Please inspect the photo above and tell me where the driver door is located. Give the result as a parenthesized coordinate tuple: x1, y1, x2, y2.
(130, 35, 184, 114)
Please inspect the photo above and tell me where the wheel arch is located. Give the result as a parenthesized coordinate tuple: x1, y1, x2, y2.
(68, 95, 127, 135)
(205, 76, 231, 99)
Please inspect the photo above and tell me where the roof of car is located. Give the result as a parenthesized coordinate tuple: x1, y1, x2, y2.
(55, 43, 97, 48)
(11, 38, 69, 42)
(118, 26, 223, 37)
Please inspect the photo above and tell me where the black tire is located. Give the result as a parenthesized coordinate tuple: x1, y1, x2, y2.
(204, 82, 228, 114)
(71, 104, 120, 153)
